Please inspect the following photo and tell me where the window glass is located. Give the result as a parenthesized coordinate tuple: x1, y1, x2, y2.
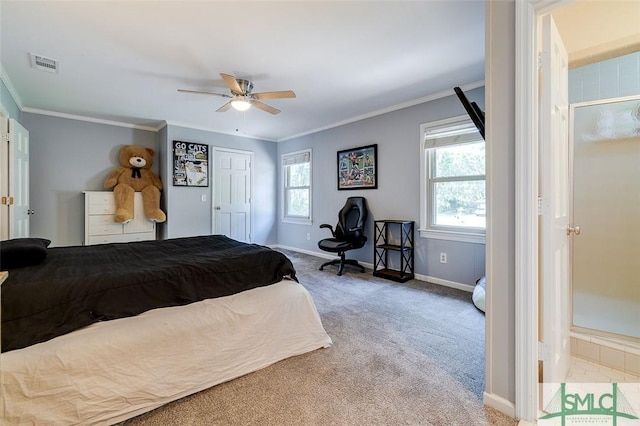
(282, 149, 312, 223)
(434, 142, 485, 178)
(433, 180, 485, 228)
(287, 163, 310, 187)
(420, 117, 485, 241)
(286, 188, 310, 217)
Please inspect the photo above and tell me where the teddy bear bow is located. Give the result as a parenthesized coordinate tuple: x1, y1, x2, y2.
(131, 168, 142, 178)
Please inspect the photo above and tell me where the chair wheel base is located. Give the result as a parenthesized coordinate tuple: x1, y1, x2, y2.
(319, 256, 365, 276)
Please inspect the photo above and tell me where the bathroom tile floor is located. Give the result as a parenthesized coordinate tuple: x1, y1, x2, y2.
(567, 356, 640, 383)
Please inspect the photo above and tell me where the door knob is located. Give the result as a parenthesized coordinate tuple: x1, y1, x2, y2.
(566, 225, 581, 236)
(215, 206, 221, 210)
(28, 209, 35, 215)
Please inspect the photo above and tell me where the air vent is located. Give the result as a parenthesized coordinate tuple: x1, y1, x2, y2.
(30, 53, 58, 73)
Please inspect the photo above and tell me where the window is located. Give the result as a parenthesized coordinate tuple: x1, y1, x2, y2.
(282, 149, 312, 224)
(420, 116, 485, 243)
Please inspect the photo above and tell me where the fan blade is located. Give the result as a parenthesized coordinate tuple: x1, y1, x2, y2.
(220, 73, 244, 94)
(178, 89, 230, 97)
(216, 102, 233, 112)
(253, 90, 296, 100)
(252, 100, 281, 115)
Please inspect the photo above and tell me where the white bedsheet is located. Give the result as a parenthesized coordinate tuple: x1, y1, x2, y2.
(1, 280, 332, 425)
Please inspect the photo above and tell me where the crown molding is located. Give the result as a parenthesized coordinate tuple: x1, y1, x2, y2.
(278, 80, 485, 142)
(21, 107, 162, 132)
(163, 120, 274, 142)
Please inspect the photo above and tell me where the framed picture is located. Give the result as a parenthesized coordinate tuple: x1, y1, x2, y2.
(172, 140, 209, 187)
(337, 144, 377, 190)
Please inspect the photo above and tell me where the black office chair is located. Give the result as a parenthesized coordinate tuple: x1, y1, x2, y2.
(318, 197, 369, 275)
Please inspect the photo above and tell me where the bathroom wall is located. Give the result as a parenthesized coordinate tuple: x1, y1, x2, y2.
(569, 51, 640, 103)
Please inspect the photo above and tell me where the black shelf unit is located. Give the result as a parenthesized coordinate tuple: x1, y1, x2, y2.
(373, 220, 414, 283)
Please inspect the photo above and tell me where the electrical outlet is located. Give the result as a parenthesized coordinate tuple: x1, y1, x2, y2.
(306, 233, 311, 241)
(439, 252, 447, 264)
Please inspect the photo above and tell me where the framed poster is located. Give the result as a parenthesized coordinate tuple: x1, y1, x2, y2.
(172, 140, 209, 187)
(337, 144, 377, 190)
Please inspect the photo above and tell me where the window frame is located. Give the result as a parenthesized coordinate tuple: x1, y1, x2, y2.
(281, 148, 312, 225)
(419, 115, 486, 244)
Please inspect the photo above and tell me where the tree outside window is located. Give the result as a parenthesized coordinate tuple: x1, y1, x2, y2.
(431, 141, 485, 229)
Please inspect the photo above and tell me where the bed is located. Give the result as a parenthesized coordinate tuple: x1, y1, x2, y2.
(0, 235, 332, 425)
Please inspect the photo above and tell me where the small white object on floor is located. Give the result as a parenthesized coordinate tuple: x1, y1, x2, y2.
(472, 276, 486, 313)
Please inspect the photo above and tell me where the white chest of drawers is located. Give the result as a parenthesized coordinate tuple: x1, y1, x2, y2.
(83, 191, 156, 245)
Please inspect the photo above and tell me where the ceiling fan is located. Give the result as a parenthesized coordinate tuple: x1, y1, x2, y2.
(178, 73, 296, 115)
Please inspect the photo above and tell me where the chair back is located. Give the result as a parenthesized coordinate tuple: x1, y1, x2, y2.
(335, 197, 368, 243)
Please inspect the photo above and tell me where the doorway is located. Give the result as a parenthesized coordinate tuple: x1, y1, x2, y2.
(212, 148, 252, 243)
(0, 116, 30, 239)
(514, 0, 640, 421)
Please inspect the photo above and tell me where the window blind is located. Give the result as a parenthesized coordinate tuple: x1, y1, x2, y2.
(424, 121, 481, 148)
(282, 150, 311, 166)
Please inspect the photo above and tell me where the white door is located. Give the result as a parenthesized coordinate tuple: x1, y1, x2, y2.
(0, 117, 8, 239)
(213, 149, 251, 242)
(0, 118, 30, 239)
(539, 14, 571, 386)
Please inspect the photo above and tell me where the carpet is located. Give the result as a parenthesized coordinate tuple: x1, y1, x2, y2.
(122, 249, 517, 425)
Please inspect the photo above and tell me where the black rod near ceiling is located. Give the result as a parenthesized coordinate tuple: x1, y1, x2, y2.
(454, 86, 485, 140)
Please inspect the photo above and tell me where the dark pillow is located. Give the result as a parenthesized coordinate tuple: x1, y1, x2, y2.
(0, 238, 51, 270)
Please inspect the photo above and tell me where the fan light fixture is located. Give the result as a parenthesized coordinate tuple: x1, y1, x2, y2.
(178, 73, 296, 115)
(231, 97, 251, 112)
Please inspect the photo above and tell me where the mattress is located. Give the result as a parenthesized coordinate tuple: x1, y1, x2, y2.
(2, 235, 297, 352)
(0, 280, 332, 425)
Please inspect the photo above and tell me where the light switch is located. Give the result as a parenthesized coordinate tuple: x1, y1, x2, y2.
(201, 195, 206, 202)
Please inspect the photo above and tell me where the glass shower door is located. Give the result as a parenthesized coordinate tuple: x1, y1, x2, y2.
(571, 96, 640, 340)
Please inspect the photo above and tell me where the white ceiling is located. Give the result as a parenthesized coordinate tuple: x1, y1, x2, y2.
(0, 1, 486, 141)
(551, 0, 640, 67)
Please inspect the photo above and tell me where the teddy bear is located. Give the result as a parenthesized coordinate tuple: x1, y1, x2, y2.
(104, 145, 166, 224)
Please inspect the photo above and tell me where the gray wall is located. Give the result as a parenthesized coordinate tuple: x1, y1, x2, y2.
(18, 88, 488, 285)
(21, 115, 280, 247)
(485, 0, 515, 405)
(22, 113, 158, 246)
(159, 124, 279, 245)
(278, 88, 486, 286)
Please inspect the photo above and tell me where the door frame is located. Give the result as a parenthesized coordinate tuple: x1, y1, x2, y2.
(514, 0, 573, 422)
(210, 146, 254, 242)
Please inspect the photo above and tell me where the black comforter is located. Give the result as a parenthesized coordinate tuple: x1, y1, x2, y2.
(1, 235, 297, 353)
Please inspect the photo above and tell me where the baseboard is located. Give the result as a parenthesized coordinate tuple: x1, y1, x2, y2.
(415, 274, 475, 293)
(273, 245, 474, 292)
(274, 245, 376, 269)
(272, 245, 338, 262)
(483, 391, 516, 419)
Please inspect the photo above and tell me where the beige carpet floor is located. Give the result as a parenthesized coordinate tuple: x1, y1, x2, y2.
(122, 249, 517, 426)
